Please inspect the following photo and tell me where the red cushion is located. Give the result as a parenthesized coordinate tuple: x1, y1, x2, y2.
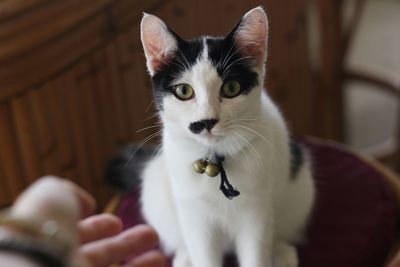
(116, 138, 398, 267)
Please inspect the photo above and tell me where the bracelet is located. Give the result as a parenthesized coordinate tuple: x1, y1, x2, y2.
(0, 210, 73, 267)
(0, 237, 68, 267)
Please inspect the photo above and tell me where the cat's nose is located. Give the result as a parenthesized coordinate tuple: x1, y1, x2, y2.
(189, 119, 218, 134)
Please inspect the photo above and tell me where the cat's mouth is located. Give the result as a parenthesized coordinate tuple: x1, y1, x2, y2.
(204, 132, 220, 140)
(193, 131, 224, 145)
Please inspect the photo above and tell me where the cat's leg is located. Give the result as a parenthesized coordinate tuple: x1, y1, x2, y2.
(273, 242, 298, 267)
(172, 247, 192, 267)
(273, 165, 314, 267)
(176, 205, 225, 267)
(141, 153, 183, 254)
(235, 218, 273, 267)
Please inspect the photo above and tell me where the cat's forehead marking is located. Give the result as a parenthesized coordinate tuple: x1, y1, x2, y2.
(201, 37, 208, 60)
(178, 39, 222, 98)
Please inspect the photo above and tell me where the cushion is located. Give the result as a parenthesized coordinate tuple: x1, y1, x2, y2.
(115, 138, 398, 267)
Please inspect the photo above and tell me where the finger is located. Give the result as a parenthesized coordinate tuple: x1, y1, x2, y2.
(80, 224, 159, 267)
(388, 254, 400, 267)
(61, 179, 96, 218)
(127, 250, 166, 267)
(388, 260, 400, 267)
(79, 214, 122, 244)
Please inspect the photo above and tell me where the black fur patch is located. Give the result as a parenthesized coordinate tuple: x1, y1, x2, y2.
(151, 35, 203, 109)
(290, 139, 304, 179)
(206, 36, 259, 95)
(105, 144, 157, 191)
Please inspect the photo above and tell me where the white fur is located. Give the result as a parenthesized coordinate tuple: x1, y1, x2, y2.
(140, 7, 315, 267)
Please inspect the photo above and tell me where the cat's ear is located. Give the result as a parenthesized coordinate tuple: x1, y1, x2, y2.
(229, 6, 269, 65)
(140, 13, 178, 76)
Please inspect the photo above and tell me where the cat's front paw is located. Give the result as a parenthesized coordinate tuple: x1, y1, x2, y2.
(273, 244, 298, 267)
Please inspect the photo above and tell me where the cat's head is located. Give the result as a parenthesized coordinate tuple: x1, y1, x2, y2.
(141, 7, 269, 155)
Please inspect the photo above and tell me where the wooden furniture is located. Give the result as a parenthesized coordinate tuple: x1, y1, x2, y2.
(2, 0, 396, 207)
(0, 0, 164, 207)
(333, 0, 400, 169)
(347, 65, 400, 169)
(305, 0, 400, 170)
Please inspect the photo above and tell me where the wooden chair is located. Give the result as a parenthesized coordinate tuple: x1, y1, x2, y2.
(316, 0, 400, 169)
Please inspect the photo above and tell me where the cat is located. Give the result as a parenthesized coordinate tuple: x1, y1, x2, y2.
(116, 6, 315, 267)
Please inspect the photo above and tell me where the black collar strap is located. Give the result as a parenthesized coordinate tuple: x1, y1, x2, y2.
(215, 155, 240, 199)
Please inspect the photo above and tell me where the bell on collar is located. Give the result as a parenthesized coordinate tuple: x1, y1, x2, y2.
(205, 163, 219, 177)
(193, 155, 240, 199)
(194, 159, 206, 174)
(193, 159, 220, 177)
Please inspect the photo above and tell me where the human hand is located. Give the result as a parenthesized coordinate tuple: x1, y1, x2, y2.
(388, 250, 400, 267)
(78, 215, 165, 267)
(2, 176, 165, 267)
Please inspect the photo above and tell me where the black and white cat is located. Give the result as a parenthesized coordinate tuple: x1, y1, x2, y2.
(139, 6, 315, 267)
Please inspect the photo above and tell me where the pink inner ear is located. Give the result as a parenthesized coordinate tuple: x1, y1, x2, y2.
(234, 8, 268, 65)
(151, 54, 171, 72)
(145, 42, 161, 58)
(239, 43, 265, 65)
(236, 26, 267, 64)
(143, 33, 171, 71)
(141, 14, 177, 73)
(144, 41, 171, 71)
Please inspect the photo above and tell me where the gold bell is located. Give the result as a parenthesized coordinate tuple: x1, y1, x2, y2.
(205, 163, 220, 177)
(194, 159, 206, 174)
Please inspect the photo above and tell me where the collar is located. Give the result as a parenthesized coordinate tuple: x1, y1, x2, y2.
(194, 154, 240, 199)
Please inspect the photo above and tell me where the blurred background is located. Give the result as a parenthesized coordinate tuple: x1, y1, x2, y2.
(0, 0, 399, 208)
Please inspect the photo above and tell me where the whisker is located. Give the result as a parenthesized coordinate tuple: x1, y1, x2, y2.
(229, 133, 244, 157)
(223, 56, 254, 75)
(221, 40, 239, 69)
(145, 102, 153, 113)
(232, 124, 286, 163)
(234, 124, 269, 145)
(178, 52, 191, 70)
(176, 53, 192, 71)
(226, 132, 241, 156)
(233, 131, 263, 167)
(136, 124, 161, 133)
(221, 42, 245, 70)
(170, 61, 186, 72)
(175, 55, 190, 71)
(125, 131, 161, 165)
(142, 113, 160, 122)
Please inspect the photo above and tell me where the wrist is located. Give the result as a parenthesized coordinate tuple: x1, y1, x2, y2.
(0, 250, 42, 267)
(0, 210, 76, 267)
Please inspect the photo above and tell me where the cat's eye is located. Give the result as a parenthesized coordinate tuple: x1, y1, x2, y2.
(221, 81, 241, 98)
(173, 83, 194, 100)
